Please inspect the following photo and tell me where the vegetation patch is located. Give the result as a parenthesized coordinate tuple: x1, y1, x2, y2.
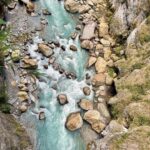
(133, 116, 150, 126)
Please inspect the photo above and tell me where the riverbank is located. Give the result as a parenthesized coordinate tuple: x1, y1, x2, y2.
(63, 0, 150, 149)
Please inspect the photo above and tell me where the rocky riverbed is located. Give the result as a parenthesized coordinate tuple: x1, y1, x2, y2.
(2, 0, 150, 149)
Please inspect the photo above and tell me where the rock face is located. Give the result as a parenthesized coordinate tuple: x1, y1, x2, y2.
(38, 43, 53, 57)
(64, 0, 79, 13)
(95, 126, 150, 150)
(65, 112, 83, 131)
(57, 94, 68, 105)
(81, 21, 96, 40)
(78, 99, 93, 110)
(0, 112, 32, 150)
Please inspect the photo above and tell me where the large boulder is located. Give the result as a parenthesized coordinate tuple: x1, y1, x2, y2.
(83, 110, 101, 125)
(78, 99, 93, 110)
(87, 56, 97, 68)
(64, 0, 79, 13)
(38, 43, 53, 57)
(95, 57, 107, 73)
(91, 121, 106, 133)
(84, 110, 106, 133)
(92, 73, 106, 87)
(81, 40, 94, 50)
(81, 21, 97, 40)
(21, 0, 35, 13)
(65, 112, 83, 131)
(17, 91, 29, 101)
(22, 58, 37, 69)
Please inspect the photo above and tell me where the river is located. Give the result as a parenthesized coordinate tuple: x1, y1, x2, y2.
(21, 0, 93, 149)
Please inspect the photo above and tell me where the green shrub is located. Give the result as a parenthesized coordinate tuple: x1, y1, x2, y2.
(0, 103, 11, 113)
(133, 116, 150, 126)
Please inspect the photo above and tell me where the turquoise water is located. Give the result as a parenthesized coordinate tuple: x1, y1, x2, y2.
(21, 0, 94, 150)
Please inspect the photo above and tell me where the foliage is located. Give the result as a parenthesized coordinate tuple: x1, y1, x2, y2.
(0, 0, 11, 6)
(133, 116, 150, 126)
(0, 103, 11, 113)
(0, 18, 10, 113)
(28, 69, 47, 78)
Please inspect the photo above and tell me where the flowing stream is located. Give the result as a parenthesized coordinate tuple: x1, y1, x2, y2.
(22, 0, 94, 149)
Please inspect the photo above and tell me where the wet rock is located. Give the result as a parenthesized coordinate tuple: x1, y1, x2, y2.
(71, 32, 78, 39)
(81, 21, 96, 40)
(52, 63, 59, 70)
(48, 56, 56, 64)
(75, 25, 82, 30)
(17, 91, 29, 101)
(83, 86, 91, 96)
(53, 41, 60, 47)
(26, 1, 35, 13)
(65, 112, 83, 131)
(43, 64, 48, 69)
(38, 43, 53, 57)
(42, 9, 51, 15)
(59, 68, 65, 74)
(95, 57, 107, 73)
(78, 99, 93, 110)
(39, 111, 46, 120)
(85, 73, 91, 80)
(70, 45, 77, 51)
(87, 56, 97, 68)
(92, 73, 106, 87)
(40, 19, 48, 25)
(11, 50, 20, 62)
(61, 45, 66, 51)
(22, 58, 37, 69)
(57, 94, 68, 105)
(81, 40, 94, 50)
(66, 72, 76, 79)
(31, 12, 38, 17)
